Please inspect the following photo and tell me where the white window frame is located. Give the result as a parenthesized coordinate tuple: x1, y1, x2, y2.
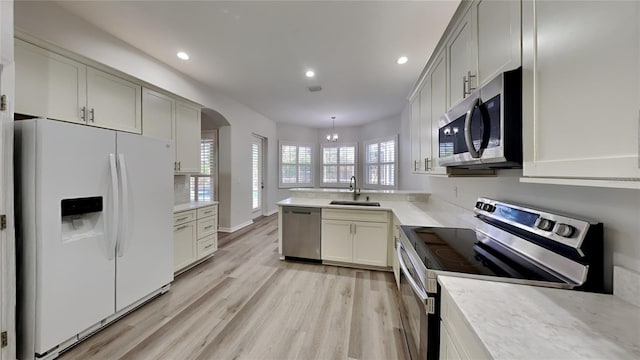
(278, 141, 315, 188)
(364, 135, 398, 189)
(190, 130, 218, 201)
(321, 142, 358, 187)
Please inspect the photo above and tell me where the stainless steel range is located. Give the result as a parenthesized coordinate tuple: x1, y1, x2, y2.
(397, 198, 604, 360)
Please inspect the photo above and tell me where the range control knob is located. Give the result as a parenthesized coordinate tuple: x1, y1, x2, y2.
(537, 218, 556, 231)
(475, 201, 484, 209)
(555, 223, 575, 238)
(482, 203, 496, 212)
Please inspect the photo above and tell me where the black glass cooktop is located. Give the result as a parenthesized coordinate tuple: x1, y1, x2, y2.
(401, 226, 567, 284)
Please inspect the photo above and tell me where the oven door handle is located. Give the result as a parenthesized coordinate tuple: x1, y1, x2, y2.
(397, 241, 428, 301)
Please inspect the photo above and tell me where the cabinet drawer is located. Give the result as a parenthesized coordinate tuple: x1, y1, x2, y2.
(197, 217, 217, 239)
(322, 209, 389, 223)
(197, 205, 217, 219)
(174, 210, 196, 226)
(197, 233, 217, 259)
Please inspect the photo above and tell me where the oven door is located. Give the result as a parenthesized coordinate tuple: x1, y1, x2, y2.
(397, 239, 438, 360)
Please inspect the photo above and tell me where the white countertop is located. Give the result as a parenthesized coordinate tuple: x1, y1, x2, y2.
(174, 201, 219, 213)
(438, 276, 640, 359)
(288, 188, 430, 195)
(277, 197, 442, 227)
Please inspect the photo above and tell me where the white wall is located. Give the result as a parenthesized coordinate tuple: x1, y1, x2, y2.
(14, 0, 279, 230)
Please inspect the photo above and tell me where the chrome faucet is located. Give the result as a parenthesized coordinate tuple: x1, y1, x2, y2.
(349, 175, 361, 201)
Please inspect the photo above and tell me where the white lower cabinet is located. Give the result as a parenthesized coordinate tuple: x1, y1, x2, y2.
(321, 209, 389, 267)
(174, 212, 197, 272)
(321, 220, 353, 263)
(440, 285, 492, 360)
(440, 324, 464, 360)
(173, 204, 218, 273)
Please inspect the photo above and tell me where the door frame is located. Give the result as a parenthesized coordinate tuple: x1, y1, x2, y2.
(251, 134, 266, 219)
(0, 1, 15, 357)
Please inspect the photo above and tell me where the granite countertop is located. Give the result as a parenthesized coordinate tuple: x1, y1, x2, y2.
(438, 275, 640, 359)
(174, 201, 219, 213)
(277, 197, 443, 227)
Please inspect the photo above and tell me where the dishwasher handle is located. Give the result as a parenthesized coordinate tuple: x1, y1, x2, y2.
(291, 210, 312, 215)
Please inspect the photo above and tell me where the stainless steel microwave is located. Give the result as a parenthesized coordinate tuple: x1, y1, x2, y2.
(437, 67, 522, 168)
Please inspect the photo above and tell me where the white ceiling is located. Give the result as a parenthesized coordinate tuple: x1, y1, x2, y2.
(55, 0, 460, 128)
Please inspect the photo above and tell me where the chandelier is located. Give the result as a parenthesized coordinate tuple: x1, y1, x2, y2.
(326, 116, 338, 142)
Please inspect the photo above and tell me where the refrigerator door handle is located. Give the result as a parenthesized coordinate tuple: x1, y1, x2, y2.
(116, 154, 130, 257)
(108, 154, 119, 260)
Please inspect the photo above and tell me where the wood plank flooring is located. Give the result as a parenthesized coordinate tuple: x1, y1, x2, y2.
(60, 214, 408, 360)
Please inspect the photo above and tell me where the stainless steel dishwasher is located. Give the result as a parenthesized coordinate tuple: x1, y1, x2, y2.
(282, 206, 321, 260)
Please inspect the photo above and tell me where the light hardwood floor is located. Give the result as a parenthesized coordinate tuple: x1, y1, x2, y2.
(60, 214, 408, 360)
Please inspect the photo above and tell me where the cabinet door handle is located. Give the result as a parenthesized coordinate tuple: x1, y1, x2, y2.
(463, 75, 468, 98)
(175, 224, 188, 231)
(467, 71, 477, 93)
(424, 158, 428, 171)
(80, 106, 86, 121)
(89, 108, 95, 122)
(352, 224, 356, 234)
(414, 160, 418, 171)
(178, 161, 181, 171)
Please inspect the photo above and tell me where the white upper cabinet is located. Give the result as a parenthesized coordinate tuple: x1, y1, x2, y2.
(429, 51, 448, 175)
(522, 0, 640, 181)
(175, 100, 201, 174)
(86, 67, 141, 133)
(142, 88, 175, 141)
(474, 0, 521, 88)
(410, 96, 423, 173)
(446, 0, 521, 108)
(447, 7, 475, 108)
(409, 49, 448, 175)
(15, 39, 142, 134)
(15, 39, 86, 124)
(419, 79, 432, 172)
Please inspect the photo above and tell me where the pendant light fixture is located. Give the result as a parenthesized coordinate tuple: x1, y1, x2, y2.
(326, 116, 338, 142)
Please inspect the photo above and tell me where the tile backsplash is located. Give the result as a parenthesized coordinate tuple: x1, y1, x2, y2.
(174, 175, 190, 204)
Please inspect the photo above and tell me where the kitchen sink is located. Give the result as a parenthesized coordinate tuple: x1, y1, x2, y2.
(329, 200, 381, 207)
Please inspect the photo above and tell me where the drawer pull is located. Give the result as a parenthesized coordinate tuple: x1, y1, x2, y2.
(204, 244, 214, 249)
(176, 216, 189, 222)
(203, 210, 212, 214)
(204, 225, 214, 230)
(175, 225, 188, 231)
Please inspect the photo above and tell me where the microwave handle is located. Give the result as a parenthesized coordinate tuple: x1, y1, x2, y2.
(397, 241, 428, 301)
(464, 97, 482, 158)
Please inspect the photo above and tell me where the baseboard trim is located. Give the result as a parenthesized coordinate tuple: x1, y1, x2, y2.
(264, 208, 278, 216)
(218, 220, 254, 233)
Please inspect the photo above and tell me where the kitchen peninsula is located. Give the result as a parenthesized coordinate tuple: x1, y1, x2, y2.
(277, 188, 476, 270)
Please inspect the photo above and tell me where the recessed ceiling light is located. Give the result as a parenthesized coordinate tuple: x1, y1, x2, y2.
(305, 70, 315, 78)
(177, 51, 190, 60)
(397, 56, 408, 65)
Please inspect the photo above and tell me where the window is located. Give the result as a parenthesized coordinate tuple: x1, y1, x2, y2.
(190, 131, 217, 201)
(279, 142, 314, 188)
(365, 136, 397, 188)
(322, 143, 357, 186)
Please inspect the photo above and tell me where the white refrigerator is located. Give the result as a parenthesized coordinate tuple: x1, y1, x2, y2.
(15, 119, 174, 359)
